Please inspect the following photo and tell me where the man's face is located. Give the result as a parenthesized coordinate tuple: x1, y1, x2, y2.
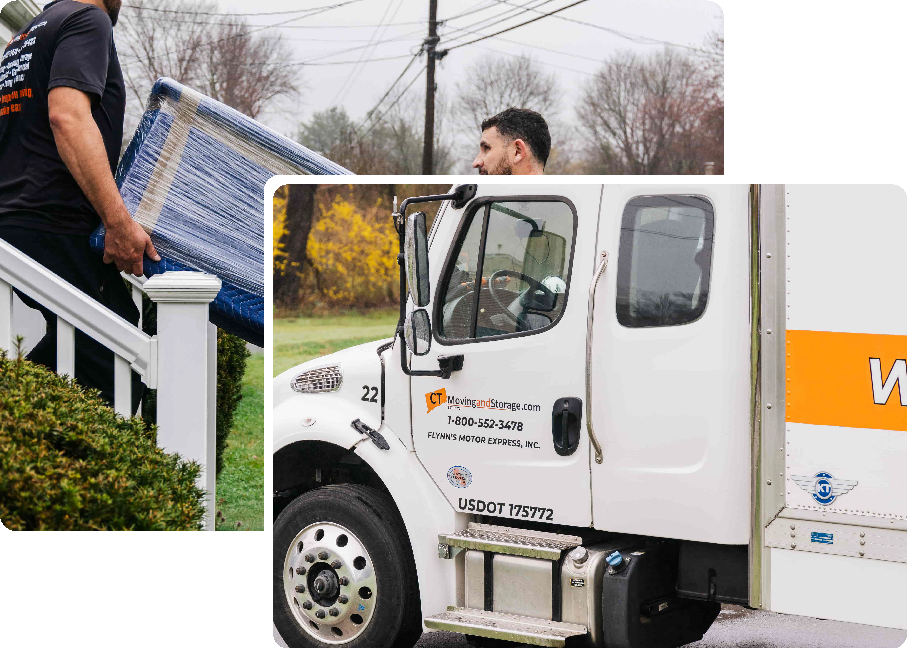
(103, 0, 122, 26)
(472, 126, 513, 176)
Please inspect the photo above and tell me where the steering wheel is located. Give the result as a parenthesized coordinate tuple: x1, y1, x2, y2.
(487, 270, 556, 323)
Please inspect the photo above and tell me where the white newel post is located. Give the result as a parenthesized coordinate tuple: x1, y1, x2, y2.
(143, 271, 222, 531)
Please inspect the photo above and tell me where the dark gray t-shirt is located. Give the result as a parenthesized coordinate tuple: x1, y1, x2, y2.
(0, 0, 125, 234)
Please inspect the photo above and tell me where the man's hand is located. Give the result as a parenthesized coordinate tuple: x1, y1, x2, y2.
(48, 86, 160, 275)
(103, 215, 160, 276)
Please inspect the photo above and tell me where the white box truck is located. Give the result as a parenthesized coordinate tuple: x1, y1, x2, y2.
(273, 184, 907, 648)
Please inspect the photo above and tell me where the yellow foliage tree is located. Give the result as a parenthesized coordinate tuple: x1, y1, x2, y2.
(306, 196, 399, 308)
(273, 186, 288, 275)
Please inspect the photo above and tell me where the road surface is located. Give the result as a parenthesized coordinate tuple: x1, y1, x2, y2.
(274, 605, 907, 647)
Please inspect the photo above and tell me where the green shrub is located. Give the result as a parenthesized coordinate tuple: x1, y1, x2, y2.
(216, 329, 250, 475)
(139, 294, 250, 475)
(0, 347, 206, 531)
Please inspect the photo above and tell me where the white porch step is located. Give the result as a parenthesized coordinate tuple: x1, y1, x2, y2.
(425, 607, 587, 647)
(438, 522, 583, 561)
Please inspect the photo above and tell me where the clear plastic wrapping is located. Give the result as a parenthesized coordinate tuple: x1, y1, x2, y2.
(91, 78, 353, 345)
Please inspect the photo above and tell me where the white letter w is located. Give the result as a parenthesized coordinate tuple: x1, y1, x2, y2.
(869, 358, 907, 405)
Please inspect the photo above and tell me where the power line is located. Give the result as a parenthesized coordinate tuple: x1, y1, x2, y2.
(290, 53, 415, 67)
(121, 1, 364, 17)
(356, 65, 426, 140)
(446, 0, 589, 51)
(119, 0, 365, 64)
(358, 53, 421, 129)
(294, 27, 424, 65)
(493, 0, 710, 54)
(476, 45, 594, 76)
(335, 0, 408, 106)
(247, 21, 425, 29)
(441, 0, 557, 44)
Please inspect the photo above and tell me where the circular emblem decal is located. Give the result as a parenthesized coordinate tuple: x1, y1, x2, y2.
(447, 466, 472, 489)
(812, 472, 836, 505)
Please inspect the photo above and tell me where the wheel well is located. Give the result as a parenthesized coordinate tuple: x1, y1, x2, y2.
(273, 441, 393, 521)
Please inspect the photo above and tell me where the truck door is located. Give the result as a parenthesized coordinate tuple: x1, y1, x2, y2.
(410, 187, 602, 528)
(588, 186, 752, 544)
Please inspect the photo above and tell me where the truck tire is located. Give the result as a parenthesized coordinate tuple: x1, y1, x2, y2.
(274, 484, 422, 648)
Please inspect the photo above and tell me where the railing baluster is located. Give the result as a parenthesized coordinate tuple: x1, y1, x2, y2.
(114, 355, 131, 417)
(132, 285, 143, 329)
(57, 316, 75, 377)
(0, 278, 11, 354)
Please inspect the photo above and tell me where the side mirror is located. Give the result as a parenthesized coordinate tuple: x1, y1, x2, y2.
(405, 212, 431, 307)
(404, 309, 432, 356)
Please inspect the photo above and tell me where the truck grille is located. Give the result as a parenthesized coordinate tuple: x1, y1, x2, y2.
(291, 365, 343, 393)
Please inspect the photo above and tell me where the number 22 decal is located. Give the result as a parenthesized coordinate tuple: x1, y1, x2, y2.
(361, 385, 378, 403)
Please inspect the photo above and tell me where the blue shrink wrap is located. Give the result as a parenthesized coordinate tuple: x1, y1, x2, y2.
(91, 78, 353, 346)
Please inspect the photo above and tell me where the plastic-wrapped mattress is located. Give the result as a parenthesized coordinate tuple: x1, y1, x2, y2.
(91, 77, 353, 346)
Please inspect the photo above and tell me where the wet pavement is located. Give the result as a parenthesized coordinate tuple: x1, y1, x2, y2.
(274, 605, 907, 647)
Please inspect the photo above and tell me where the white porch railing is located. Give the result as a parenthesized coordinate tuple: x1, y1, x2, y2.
(0, 239, 221, 530)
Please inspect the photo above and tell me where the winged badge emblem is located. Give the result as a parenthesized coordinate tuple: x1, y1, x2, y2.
(790, 471, 858, 506)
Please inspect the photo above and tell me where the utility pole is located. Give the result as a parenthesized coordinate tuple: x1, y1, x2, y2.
(421, 0, 439, 175)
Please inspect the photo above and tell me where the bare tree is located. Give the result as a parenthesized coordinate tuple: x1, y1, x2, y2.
(199, 19, 298, 119)
(454, 54, 560, 135)
(296, 90, 456, 175)
(118, 0, 216, 116)
(576, 48, 709, 175)
(118, 0, 298, 123)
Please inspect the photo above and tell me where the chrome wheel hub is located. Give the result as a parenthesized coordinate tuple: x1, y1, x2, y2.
(283, 521, 377, 644)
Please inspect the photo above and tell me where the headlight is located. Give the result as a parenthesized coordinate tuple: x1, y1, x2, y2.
(291, 364, 342, 393)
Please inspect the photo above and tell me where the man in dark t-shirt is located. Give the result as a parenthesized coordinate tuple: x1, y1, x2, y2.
(0, 0, 158, 411)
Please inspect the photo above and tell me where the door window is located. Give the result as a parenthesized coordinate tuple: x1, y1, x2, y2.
(616, 195, 715, 327)
(437, 199, 576, 342)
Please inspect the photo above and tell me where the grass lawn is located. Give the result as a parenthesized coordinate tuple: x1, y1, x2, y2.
(215, 351, 264, 531)
(274, 309, 398, 377)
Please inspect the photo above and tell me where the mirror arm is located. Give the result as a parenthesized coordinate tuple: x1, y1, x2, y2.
(396, 327, 463, 379)
(394, 185, 476, 233)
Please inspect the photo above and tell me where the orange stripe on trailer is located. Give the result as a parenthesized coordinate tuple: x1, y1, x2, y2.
(786, 330, 907, 431)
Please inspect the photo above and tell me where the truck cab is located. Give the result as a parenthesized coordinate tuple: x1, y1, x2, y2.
(273, 183, 907, 648)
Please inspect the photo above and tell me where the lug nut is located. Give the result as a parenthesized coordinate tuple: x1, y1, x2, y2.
(302, 601, 313, 610)
(295, 585, 306, 593)
(319, 551, 329, 560)
(315, 610, 326, 619)
(339, 577, 349, 586)
(329, 608, 340, 617)
(296, 566, 307, 575)
(338, 595, 349, 604)
(305, 554, 315, 563)
(331, 560, 342, 569)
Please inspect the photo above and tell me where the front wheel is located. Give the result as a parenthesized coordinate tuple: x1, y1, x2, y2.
(274, 484, 422, 648)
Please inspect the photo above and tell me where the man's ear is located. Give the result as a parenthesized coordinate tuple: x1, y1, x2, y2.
(511, 138, 528, 164)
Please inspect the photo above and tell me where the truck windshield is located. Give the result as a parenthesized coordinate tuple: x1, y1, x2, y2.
(438, 199, 575, 342)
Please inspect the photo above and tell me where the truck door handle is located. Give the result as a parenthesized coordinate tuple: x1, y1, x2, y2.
(552, 397, 583, 456)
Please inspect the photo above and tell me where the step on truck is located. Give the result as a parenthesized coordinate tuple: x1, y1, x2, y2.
(273, 184, 907, 648)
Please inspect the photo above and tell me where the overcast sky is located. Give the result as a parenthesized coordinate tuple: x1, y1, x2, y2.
(38, 0, 722, 140)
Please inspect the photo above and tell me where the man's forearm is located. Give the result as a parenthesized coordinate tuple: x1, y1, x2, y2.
(48, 101, 131, 229)
(47, 87, 158, 275)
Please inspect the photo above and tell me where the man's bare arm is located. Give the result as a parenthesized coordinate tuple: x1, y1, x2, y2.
(48, 86, 159, 276)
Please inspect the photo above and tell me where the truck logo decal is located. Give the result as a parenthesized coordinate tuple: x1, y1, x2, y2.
(426, 388, 447, 414)
(869, 358, 907, 406)
(786, 330, 907, 432)
(447, 466, 472, 488)
(790, 472, 858, 506)
(425, 389, 540, 414)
